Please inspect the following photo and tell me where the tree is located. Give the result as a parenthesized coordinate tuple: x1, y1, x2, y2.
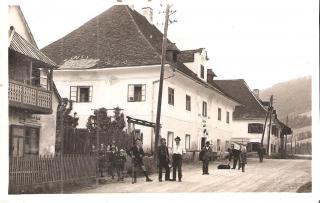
(86, 107, 130, 150)
(56, 98, 79, 154)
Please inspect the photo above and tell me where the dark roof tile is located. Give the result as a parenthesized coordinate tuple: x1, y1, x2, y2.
(213, 79, 267, 119)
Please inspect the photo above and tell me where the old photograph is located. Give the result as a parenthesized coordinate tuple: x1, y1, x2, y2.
(1, 0, 318, 200)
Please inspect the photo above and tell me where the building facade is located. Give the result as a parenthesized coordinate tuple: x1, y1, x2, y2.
(8, 6, 61, 156)
(213, 79, 292, 155)
(42, 5, 239, 153)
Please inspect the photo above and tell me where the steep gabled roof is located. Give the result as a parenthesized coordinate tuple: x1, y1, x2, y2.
(9, 28, 57, 67)
(41, 5, 240, 104)
(213, 79, 267, 120)
(8, 5, 38, 48)
(41, 5, 170, 68)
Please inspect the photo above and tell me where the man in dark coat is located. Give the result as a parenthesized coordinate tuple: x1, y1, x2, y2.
(127, 139, 152, 183)
(257, 145, 264, 162)
(200, 141, 212, 175)
(231, 144, 240, 169)
(157, 138, 171, 182)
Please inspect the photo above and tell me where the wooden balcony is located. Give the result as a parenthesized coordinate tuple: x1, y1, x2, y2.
(9, 79, 52, 114)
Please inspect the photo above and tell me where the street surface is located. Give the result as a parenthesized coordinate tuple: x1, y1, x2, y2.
(74, 158, 311, 193)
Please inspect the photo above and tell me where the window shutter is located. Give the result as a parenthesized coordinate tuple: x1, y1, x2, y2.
(141, 85, 146, 101)
(128, 85, 134, 101)
(89, 86, 93, 102)
(70, 86, 77, 101)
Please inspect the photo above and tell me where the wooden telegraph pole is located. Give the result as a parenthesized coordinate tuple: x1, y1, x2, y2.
(154, 4, 173, 158)
(266, 95, 273, 156)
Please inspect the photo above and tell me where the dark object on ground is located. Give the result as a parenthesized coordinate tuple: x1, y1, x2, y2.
(296, 181, 311, 193)
(217, 164, 231, 169)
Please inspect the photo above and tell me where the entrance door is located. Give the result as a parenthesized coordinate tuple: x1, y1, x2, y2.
(201, 137, 207, 149)
(10, 125, 25, 157)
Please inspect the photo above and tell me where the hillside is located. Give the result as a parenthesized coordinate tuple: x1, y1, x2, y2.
(260, 76, 311, 128)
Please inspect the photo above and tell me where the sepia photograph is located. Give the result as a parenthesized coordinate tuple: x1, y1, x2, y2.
(0, 0, 319, 202)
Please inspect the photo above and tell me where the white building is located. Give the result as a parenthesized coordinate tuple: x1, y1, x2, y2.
(42, 5, 240, 153)
(213, 79, 292, 155)
(8, 6, 61, 156)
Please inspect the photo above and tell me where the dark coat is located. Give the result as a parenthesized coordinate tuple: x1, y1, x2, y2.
(115, 152, 127, 168)
(231, 149, 240, 159)
(239, 151, 247, 164)
(127, 145, 145, 164)
(200, 146, 212, 162)
(158, 145, 170, 163)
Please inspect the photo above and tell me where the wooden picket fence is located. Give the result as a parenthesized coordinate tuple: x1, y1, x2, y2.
(9, 154, 97, 187)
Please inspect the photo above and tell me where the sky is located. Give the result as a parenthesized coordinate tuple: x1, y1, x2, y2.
(6, 0, 319, 89)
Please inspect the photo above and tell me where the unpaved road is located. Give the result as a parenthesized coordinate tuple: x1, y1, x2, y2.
(74, 158, 311, 193)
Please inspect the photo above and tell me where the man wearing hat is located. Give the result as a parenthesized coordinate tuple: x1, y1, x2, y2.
(171, 136, 185, 182)
(127, 139, 153, 183)
(200, 141, 212, 175)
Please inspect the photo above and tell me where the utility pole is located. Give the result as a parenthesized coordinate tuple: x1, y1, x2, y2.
(266, 95, 273, 156)
(154, 4, 172, 158)
(261, 107, 270, 147)
(284, 115, 288, 156)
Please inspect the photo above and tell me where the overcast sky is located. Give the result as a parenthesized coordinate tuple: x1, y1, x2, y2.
(8, 0, 318, 89)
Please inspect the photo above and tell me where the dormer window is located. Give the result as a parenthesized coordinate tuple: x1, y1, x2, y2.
(200, 65, 204, 79)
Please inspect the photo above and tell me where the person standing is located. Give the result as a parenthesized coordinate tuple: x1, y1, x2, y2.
(108, 146, 117, 179)
(116, 149, 127, 181)
(171, 136, 185, 182)
(127, 139, 153, 183)
(239, 147, 247, 172)
(257, 145, 264, 162)
(231, 144, 240, 169)
(157, 138, 171, 182)
(200, 141, 212, 175)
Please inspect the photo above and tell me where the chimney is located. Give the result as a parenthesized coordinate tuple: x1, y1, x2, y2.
(207, 69, 217, 82)
(166, 43, 180, 63)
(252, 89, 260, 100)
(142, 6, 153, 23)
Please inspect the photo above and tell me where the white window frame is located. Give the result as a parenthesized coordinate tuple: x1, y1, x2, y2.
(70, 86, 93, 103)
(127, 84, 146, 102)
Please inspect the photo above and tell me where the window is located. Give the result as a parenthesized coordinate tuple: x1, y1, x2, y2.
(217, 139, 221, 151)
(186, 95, 191, 111)
(134, 129, 143, 143)
(202, 101, 207, 117)
(128, 84, 146, 102)
(248, 123, 264, 133)
(185, 134, 191, 150)
(168, 87, 174, 105)
(70, 86, 92, 102)
(272, 125, 279, 136)
(9, 125, 39, 157)
(225, 140, 230, 150)
(226, 111, 230, 123)
(218, 108, 221, 120)
(167, 131, 174, 148)
(24, 127, 39, 155)
(200, 65, 204, 79)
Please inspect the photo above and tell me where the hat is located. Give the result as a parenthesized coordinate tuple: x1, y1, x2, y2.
(174, 136, 181, 141)
(205, 141, 210, 145)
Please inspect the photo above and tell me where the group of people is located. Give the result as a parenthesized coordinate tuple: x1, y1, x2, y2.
(227, 144, 248, 172)
(96, 141, 127, 181)
(96, 137, 251, 184)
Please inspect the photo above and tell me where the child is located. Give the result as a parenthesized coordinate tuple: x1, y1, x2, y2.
(116, 149, 127, 181)
(239, 147, 247, 172)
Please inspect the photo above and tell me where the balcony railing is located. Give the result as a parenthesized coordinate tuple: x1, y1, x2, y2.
(9, 79, 52, 114)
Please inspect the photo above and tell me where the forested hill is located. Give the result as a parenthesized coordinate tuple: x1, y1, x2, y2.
(260, 76, 311, 128)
